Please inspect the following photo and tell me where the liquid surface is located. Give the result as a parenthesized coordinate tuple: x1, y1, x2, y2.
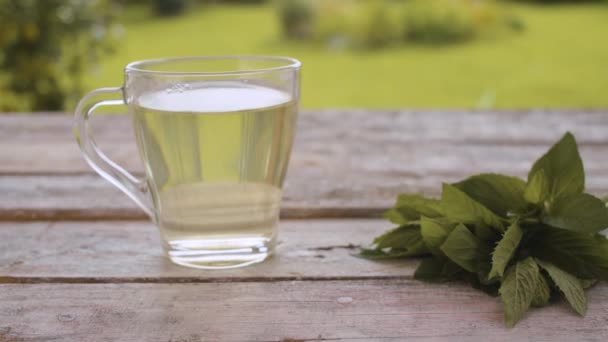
(132, 82, 298, 268)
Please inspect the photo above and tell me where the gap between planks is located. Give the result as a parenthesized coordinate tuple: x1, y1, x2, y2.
(0, 208, 387, 221)
(0, 275, 411, 285)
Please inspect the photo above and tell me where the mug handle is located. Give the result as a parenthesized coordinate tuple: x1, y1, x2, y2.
(74, 87, 155, 219)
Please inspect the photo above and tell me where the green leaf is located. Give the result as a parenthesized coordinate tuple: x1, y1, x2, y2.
(528, 226, 608, 280)
(580, 279, 598, 289)
(489, 222, 523, 279)
(499, 257, 540, 327)
(542, 193, 608, 234)
(454, 173, 527, 217)
(536, 259, 587, 316)
(360, 225, 429, 259)
(441, 183, 505, 232)
(383, 207, 418, 225)
(461, 271, 500, 297)
(395, 194, 444, 218)
(420, 216, 453, 256)
(531, 272, 551, 308)
(414, 258, 463, 282)
(365, 132, 604, 327)
(384, 194, 443, 224)
(474, 224, 501, 242)
(476, 246, 496, 285)
(373, 225, 422, 249)
(525, 169, 549, 205)
(440, 224, 482, 273)
(469, 276, 500, 297)
(528, 132, 584, 201)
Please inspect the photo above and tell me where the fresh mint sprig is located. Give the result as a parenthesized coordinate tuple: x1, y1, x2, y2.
(360, 133, 608, 327)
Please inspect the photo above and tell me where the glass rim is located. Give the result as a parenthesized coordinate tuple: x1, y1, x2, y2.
(125, 55, 301, 76)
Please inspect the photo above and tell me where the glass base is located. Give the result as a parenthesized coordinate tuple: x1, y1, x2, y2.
(163, 237, 274, 269)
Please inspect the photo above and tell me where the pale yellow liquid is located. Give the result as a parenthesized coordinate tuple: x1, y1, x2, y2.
(131, 82, 297, 268)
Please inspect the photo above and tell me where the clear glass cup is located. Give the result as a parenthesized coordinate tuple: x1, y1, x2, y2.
(74, 56, 301, 269)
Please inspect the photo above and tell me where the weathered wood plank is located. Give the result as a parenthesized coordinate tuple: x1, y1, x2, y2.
(3, 111, 608, 219)
(0, 219, 422, 281)
(4, 110, 608, 144)
(2, 111, 608, 174)
(1, 112, 607, 341)
(1, 281, 607, 341)
(3, 168, 608, 220)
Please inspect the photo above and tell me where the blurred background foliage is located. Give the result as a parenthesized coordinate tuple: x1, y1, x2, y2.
(0, 0, 606, 111)
(279, 0, 522, 48)
(0, 0, 121, 111)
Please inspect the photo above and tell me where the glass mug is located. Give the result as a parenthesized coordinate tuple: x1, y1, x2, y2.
(74, 56, 301, 269)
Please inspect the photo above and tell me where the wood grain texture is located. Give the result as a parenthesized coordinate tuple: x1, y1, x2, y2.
(2, 111, 608, 174)
(2, 112, 608, 341)
(1, 280, 607, 341)
(2, 112, 608, 219)
(3, 172, 608, 221)
(0, 219, 421, 281)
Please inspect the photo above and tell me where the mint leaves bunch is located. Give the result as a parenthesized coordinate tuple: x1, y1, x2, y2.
(361, 133, 608, 327)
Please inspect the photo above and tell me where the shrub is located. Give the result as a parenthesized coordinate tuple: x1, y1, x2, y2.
(0, 0, 120, 111)
(348, 0, 402, 49)
(298, 0, 402, 49)
(311, 1, 352, 46)
(221, 0, 269, 3)
(277, 0, 520, 49)
(277, 0, 315, 39)
(153, 0, 191, 16)
(511, 0, 605, 2)
(404, 0, 474, 44)
(405, 0, 502, 43)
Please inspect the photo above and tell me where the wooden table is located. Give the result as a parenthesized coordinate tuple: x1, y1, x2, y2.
(1, 111, 607, 341)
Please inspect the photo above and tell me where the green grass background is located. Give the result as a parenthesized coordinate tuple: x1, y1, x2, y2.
(86, 2, 608, 109)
